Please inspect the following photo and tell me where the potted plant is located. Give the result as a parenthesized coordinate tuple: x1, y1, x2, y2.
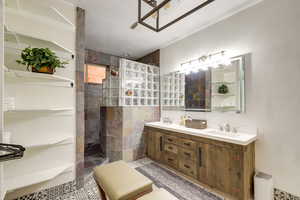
(218, 84, 229, 94)
(16, 47, 68, 74)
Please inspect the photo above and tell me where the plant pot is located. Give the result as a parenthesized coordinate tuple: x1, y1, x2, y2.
(32, 66, 54, 74)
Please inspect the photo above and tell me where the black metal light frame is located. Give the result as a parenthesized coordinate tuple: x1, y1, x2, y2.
(138, 0, 215, 32)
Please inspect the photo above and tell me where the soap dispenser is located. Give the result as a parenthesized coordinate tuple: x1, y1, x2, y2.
(180, 116, 186, 126)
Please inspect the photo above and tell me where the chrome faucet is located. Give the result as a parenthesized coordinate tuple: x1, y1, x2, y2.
(224, 123, 231, 132)
(185, 115, 193, 122)
(218, 124, 224, 132)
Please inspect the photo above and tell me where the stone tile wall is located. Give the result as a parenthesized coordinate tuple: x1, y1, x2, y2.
(102, 107, 160, 162)
(75, 7, 85, 189)
(85, 49, 121, 159)
(84, 83, 103, 156)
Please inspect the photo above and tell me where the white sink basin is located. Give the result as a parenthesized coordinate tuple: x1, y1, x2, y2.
(145, 122, 257, 145)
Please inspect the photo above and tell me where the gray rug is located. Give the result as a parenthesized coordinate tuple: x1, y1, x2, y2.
(13, 163, 224, 200)
(136, 163, 224, 200)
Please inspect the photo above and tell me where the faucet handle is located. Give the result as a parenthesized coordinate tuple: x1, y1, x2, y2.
(232, 127, 238, 133)
(218, 124, 224, 131)
(224, 123, 231, 132)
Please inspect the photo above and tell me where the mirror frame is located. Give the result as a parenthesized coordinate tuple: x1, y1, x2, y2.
(160, 55, 246, 113)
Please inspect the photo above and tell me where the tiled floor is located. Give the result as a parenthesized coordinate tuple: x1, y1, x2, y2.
(57, 158, 223, 200)
(14, 158, 300, 200)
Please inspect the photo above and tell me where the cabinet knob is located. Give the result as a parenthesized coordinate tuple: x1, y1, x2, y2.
(184, 152, 191, 156)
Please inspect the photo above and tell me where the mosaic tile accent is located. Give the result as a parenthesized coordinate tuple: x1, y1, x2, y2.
(274, 188, 300, 200)
(13, 180, 77, 200)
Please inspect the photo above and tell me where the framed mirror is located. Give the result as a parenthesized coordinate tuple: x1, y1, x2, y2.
(161, 55, 245, 113)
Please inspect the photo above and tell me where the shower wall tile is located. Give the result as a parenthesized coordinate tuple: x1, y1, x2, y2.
(101, 106, 159, 162)
(84, 83, 102, 156)
(76, 7, 86, 189)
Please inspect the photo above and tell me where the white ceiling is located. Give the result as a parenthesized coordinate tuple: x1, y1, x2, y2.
(78, 0, 262, 59)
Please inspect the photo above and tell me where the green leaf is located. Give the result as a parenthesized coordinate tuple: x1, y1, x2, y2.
(16, 47, 69, 72)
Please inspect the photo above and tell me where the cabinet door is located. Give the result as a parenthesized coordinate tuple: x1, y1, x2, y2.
(154, 132, 163, 161)
(197, 143, 209, 185)
(208, 145, 243, 198)
(147, 132, 156, 160)
(147, 131, 163, 161)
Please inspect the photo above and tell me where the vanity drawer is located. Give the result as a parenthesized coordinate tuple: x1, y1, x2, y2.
(179, 148, 196, 161)
(179, 138, 196, 150)
(165, 135, 178, 145)
(179, 159, 197, 178)
(164, 143, 178, 154)
(164, 152, 178, 169)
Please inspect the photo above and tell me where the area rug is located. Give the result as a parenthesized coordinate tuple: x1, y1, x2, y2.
(136, 163, 224, 200)
(13, 162, 224, 200)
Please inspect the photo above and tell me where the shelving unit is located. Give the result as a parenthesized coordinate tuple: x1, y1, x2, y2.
(5, 164, 73, 191)
(5, 69, 74, 87)
(211, 62, 240, 111)
(2, 0, 76, 196)
(6, 0, 75, 30)
(102, 59, 160, 106)
(17, 136, 74, 148)
(161, 71, 185, 107)
(4, 107, 74, 113)
(4, 25, 73, 55)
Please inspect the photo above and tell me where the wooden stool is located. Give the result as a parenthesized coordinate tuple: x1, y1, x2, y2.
(93, 161, 153, 200)
(137, 188, 178, 200)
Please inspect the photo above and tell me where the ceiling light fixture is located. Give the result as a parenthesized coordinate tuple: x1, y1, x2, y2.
(132, 0, 215, 32)
(180, 51, 232, 74)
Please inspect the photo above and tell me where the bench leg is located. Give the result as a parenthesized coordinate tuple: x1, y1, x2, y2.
(98, 184, 107, 200)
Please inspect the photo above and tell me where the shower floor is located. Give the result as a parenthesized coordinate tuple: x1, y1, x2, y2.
(84, 154, 108, 175)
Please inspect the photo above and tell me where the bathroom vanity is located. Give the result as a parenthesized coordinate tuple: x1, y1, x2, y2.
(144, 122, 257, 200)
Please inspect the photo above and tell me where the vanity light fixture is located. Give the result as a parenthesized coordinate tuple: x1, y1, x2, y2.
(131, 0, 215, 32)
(180, 51, 231, 74)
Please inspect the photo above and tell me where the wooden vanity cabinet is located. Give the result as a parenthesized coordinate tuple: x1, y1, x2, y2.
(145, 127, 255, 200)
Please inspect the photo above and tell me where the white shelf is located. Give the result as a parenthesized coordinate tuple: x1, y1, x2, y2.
(211, 81, 236, 85)
(17, 136, 74, 148)
(5, 25, 73, 54)
(212, 93, 236, 97)
(5, 69, 74, 84)
(3, 65, 9, 72)
(4, 107, 74, 113)
(5, 164, 73, 191)
(6, 0, 75, 30)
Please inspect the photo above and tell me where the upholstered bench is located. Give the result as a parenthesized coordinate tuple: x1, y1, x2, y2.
(93, 161, 153, 200)
(137, 188, 178, 200)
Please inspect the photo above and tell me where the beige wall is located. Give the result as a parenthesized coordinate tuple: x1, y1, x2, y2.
(160, 0, 300, 196)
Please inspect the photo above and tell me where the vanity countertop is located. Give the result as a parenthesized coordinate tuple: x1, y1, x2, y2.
(145, 122, 257, 146)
